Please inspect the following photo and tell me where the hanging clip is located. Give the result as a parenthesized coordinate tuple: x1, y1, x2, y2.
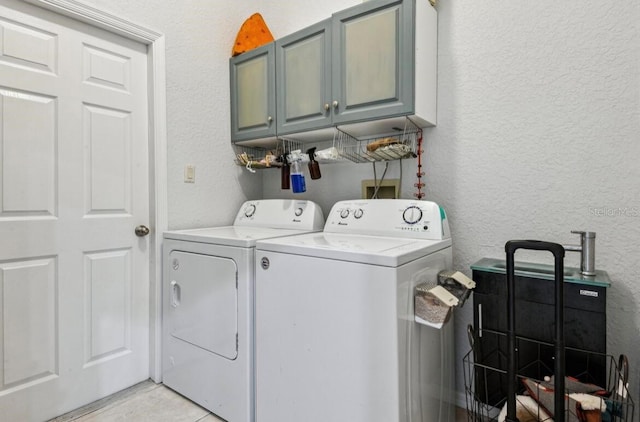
(437, 270, 476, 306)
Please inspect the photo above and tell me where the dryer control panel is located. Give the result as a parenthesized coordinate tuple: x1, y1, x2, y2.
(324, 199, 450, 240)
(234, 199, 324, 230)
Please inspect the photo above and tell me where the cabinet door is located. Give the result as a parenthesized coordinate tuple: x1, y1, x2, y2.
(166, 251, 238, 360)
(332, 0, 414, 125)
(276, 19, 332, 135)
(230, 43, 276, 141)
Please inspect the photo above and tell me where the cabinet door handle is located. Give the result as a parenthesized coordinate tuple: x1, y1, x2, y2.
(324, 103, 330, 111)
(267, 116, 273, 124)
(478, 303, 482, 338)
(332, 100, 339, 109)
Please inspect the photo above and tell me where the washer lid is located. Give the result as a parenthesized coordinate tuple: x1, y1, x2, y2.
(163, 226, 315, 247)
(256, 232, 452, 267)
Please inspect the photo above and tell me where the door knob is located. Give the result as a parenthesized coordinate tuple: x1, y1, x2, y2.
(135, 225, 150, 237)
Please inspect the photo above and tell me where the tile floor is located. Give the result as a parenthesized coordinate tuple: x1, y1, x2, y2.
(50, 380, 469, 421)
(49, 381, 223, 422)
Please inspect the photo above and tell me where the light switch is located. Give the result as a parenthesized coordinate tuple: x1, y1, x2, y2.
(184, 165, 195, 183)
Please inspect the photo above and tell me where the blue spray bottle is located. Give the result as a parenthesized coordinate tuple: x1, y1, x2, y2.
(289, 150, 306, 193)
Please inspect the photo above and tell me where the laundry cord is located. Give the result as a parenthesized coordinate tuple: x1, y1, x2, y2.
(371, 161, 390, 199)
(399, 158, 403, 198)
(373, 160, 377, 188)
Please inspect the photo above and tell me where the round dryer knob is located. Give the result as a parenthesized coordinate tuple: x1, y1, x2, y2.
(340, 209, 350, 219)
(402, 206, 423, 225)
(354, 209, 364, 219)
(244, 204, 257, 217)
(295, 207, 304, 217)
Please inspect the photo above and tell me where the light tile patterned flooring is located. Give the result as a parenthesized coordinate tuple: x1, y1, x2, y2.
(49, 381, 223, 422)
(50, 379, 469, 421)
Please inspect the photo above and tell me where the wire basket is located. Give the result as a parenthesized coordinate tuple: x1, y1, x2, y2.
(234, 138, 303, 171)
(335, 118, 422, 163)
(463, 328, 634, 422)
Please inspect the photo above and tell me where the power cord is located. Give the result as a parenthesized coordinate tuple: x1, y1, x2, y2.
(371, 161, 390, 199)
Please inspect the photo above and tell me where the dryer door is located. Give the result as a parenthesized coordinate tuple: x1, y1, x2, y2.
(168, 251, 238, 360)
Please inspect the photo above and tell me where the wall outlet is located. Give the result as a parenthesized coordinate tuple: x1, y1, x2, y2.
(184, 165, 195, 183)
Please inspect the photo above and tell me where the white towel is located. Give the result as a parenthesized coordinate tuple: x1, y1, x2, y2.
(497, 395, 553, 422)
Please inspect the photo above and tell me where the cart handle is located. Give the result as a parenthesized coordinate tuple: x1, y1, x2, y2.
(504, 240, 565, 422)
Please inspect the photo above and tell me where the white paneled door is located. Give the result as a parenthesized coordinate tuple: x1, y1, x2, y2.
(0, 1, 150, 420)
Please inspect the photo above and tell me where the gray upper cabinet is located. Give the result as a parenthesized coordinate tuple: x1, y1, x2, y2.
(331, 0, 414, 125)
(276, 19, 332, 136)
(230, 43, 276, 142)
(230, 0, 436, 143)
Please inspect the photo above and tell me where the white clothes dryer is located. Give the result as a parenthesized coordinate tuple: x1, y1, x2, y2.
(255, 199, 455, 422)
(162, 199, 324, 422)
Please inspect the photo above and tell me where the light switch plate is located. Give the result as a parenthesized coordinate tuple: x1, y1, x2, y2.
(184, 165, 195, 183)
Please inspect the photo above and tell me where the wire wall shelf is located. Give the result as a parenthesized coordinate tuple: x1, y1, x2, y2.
(233, 118, 424, 170)
(234, 138, 303, 171)
(335, 118, 422, 163)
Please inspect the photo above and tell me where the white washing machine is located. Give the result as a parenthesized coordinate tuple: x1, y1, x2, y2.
(255, 199, 455, 422)
(162, 199, 324, 422)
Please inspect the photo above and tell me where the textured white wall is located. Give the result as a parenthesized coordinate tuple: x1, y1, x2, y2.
(434, 0, 640, 400)
(80, 0, 640, 405)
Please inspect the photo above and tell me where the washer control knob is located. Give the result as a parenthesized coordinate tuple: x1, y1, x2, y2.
(354, 209, 364, 219)
(402, 206, 423, 225)
(244, 204, 257, 218)
(295, 207, 304, 217)
(340, 209, 350, 219)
